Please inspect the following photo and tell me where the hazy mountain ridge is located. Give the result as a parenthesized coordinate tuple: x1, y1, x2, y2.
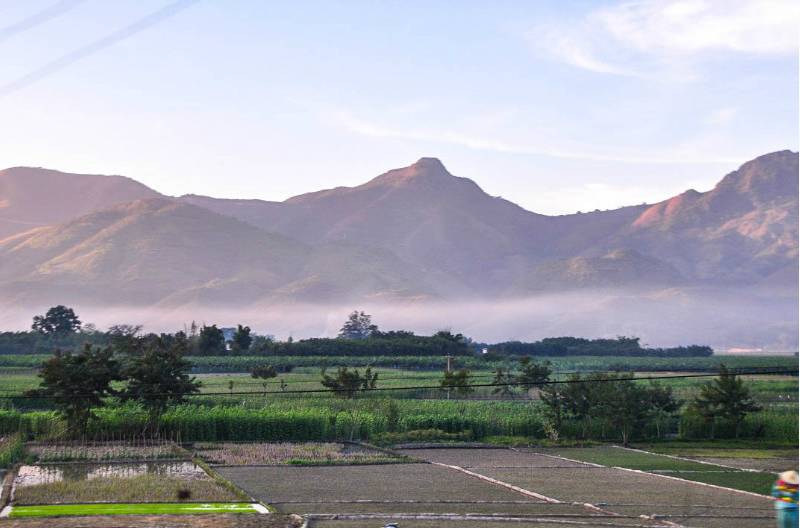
(0, 166, 162, 240)
(0, 151, 796, 307)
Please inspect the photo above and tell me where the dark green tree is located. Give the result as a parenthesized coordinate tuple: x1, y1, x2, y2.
(646, 382, 680, 438)
(540, 382, 568, 439)
(119, 335, 200, 433)
(31, 305, 82, 336)
(491, 367, 516, 396)
(28, 345, 120, 436)
(597, 374, 651, 447)
(440, 368, 473, 397)
(251, 363, 277, 380)
(230, 324, 252, 354)
(338, 311, 378, 340)
(692, 364, 761, 438)
(197, 324, 226, 355)
(516, 357, 552, 390)
(320, 366, 378, 398)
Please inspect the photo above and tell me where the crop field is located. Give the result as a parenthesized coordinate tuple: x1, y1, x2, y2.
(194, 442, 405, 465)
(26, 441, 182, 462)
(0, 447, 268, 522)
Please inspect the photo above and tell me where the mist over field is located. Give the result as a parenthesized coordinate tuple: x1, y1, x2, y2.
(2, 286, 795, 352)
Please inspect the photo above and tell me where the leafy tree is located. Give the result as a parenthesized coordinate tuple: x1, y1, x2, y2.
(28, 345, 121, 436)
(320, 366, 378, 398)
(646, 382, 680, 438)
(107, 324, 143, 356)
(597, 375, 651, 447)
(197, 324, 226, 355)
(491, 367, 516, 396)
(338, 311, 377, 340)
(692, 364, 761, 438)
(540, 382, 568, 437)
(119, 334, 200, 433)
(230, 325, 252, 354)
(516, 357, 551, 390)
(31, 305, 81, 336)
(440, 368, 473, 397)
(251, 363, 277, 380)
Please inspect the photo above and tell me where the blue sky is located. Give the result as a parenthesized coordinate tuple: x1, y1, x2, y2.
(0, 0, 797, 214)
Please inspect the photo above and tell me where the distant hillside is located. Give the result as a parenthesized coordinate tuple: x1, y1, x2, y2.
(0, 198, 445, 306)
(0, 167, 162, 239)
(0, 150, 796, 307)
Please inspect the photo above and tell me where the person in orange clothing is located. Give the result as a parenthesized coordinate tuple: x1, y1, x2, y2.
(772, 470, 798, 528)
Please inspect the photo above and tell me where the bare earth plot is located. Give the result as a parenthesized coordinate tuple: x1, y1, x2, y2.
(219, 461, 666, 527)
(0, 514, 302, 528)
(398, 448, 775, 528)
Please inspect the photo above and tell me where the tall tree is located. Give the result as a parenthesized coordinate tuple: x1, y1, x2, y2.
(338, 311, 377, 340)
(230, 324, 253, 354)
(693, 364, 761, 438)
(597, 375, 651, 447)
(516, 357, 552, 390)
(31, 305, 81, 336)
(29, 345, 120, 436)
(197, 324, 226, 355)
(491, 367, 516, 396)
(646, 382, 680, 438)
(441, 368, 473, 397)
(120, 334, 200, 433)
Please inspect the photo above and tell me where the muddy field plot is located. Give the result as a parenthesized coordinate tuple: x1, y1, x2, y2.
(394, 448, 587, 468)
(401, 447, 775, 528)
(306, 517, 660, 528)
(217, 463, 607, 519)
(0, 514, 301, 528)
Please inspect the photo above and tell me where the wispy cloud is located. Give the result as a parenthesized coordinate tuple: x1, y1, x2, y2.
(531, 0, 800, 78)
(328, 108, 741, 165)
(0, 0, 199, 97)
(0, 0, 86, 44)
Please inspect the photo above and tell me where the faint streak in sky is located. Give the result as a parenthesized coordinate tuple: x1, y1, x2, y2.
(0, 0, 199, 97)
(0, 0, 86, 44)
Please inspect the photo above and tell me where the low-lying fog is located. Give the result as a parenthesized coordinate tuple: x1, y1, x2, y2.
(1, 288, 797, 353)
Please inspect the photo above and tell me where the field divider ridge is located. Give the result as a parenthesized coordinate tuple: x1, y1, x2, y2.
(430, 461, 563, 503)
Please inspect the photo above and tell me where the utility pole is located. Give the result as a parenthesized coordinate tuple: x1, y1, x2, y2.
(445, 355, 453, 400)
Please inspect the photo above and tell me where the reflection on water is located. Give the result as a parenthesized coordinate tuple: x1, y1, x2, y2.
(14, 461, 206, 488)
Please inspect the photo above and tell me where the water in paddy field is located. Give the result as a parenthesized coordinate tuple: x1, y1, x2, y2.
(13, 461, 205, 487)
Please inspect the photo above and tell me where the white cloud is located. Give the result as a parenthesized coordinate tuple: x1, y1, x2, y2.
(328, 108, 742, 165)
(532, 0, 800, 77)
(705, 107, 738, 125)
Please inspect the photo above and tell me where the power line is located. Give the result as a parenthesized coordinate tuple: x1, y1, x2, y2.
(3, 368, 795, 400)
(192, 365, 797, 388)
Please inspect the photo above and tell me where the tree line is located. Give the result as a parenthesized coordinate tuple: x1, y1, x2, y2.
(486, 336, 713, 357)
(1, 306, 713, 360)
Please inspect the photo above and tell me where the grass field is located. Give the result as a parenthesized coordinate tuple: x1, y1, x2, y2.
(8, 502, 260, 517)
(534, 446, 779, 494)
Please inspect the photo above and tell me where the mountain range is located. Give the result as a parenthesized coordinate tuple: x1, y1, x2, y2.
(0, 151, 796, 348)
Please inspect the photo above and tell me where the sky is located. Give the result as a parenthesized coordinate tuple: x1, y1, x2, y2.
(0, 0, 797, 215)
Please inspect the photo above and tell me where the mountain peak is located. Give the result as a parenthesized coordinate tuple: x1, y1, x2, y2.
(411, 157, 447, 171)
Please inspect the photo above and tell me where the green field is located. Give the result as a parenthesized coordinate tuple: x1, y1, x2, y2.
(8, 502, 260, 517)
(541, 446, 778, 494)
(0, 353, 795, 372)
